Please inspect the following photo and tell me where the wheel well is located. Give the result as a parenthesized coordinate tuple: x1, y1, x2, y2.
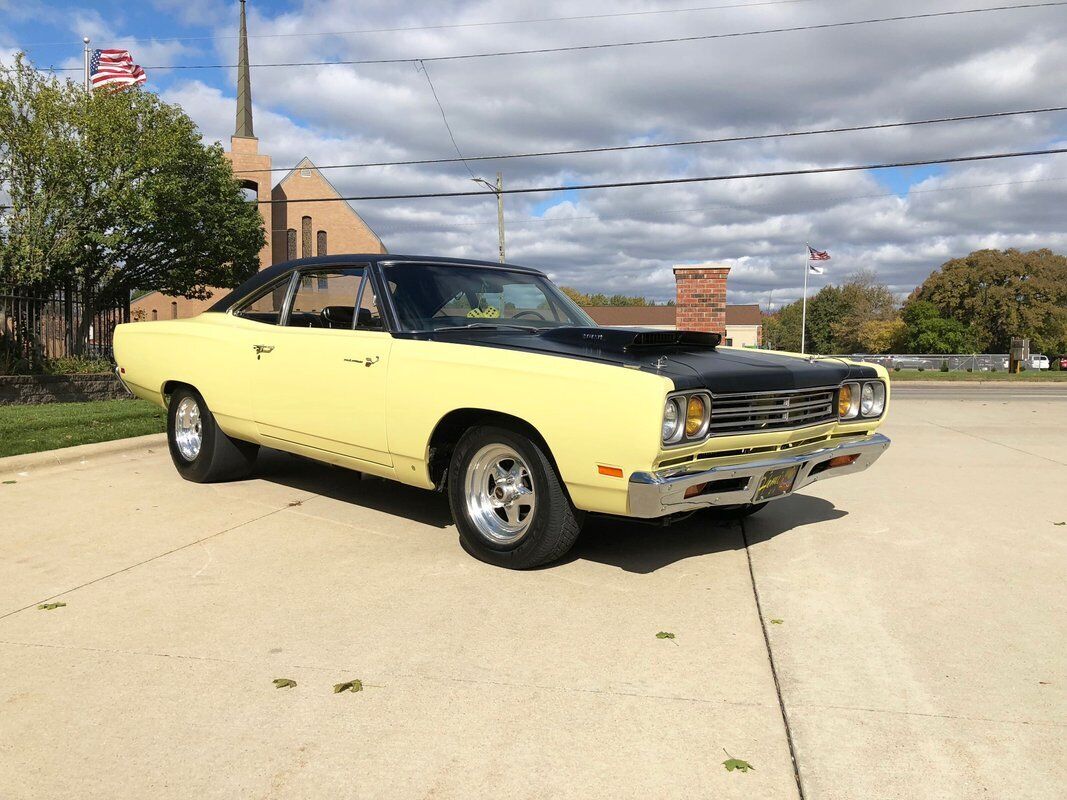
(427, 409, 558, 489)
(161, 380, 194, 403)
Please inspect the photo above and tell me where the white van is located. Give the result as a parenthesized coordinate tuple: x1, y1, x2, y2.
(1030, 354, 1050, 370)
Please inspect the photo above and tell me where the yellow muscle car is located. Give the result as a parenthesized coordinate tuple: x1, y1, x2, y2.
(113, 255, 890, 569)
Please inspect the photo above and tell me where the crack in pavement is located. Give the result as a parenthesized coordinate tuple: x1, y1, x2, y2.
(926, 421, 1067, 466)
(790, 700, 1067, 729)
(0, 638, 775, 709)
(741, 518, 806, 800)
(0, 506, 288, 622)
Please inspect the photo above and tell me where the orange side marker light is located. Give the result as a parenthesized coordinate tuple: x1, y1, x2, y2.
(598, 465, 624, 478)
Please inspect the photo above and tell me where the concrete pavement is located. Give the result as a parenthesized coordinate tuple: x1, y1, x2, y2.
(0, 396, 1064, 799)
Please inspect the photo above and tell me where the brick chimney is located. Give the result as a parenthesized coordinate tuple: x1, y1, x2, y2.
(673, 263, 730, 335)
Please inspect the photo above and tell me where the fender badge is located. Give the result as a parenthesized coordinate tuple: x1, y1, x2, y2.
(653, 356, 669, 369)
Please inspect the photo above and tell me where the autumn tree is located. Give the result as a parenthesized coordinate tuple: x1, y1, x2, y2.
(560, 286, 651, 306)
(911, 249, 1067, 354)
(763, 271, 900, 353)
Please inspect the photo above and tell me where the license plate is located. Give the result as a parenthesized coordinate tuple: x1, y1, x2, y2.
(753, 464, 801, 502)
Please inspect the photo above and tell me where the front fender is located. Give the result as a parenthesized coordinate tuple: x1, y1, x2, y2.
(385, 338, 672, 514)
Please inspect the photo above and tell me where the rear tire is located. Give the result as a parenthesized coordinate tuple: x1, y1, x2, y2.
(448, 425, 582, 569)
(167, 386, 258, 483)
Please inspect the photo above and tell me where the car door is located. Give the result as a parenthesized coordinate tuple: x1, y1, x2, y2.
(243, 264, 393, 466)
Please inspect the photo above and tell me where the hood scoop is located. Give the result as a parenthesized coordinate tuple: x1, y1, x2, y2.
(539, 327, 720, 353)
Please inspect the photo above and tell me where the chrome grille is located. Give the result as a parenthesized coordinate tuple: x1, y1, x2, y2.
(709, 387, 837, 435)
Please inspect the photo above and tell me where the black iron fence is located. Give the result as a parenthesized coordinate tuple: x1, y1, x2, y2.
(0, 286, 129, 371)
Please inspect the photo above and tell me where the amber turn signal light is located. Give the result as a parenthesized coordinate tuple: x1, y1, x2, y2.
(598, 465, 624, 478)
(827, 454, 859, 469)
(838, 384, 853, 417)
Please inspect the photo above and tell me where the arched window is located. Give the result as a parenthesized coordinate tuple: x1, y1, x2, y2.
(301, 216, 312, 258)
(317, 230, 327, 257)
(286, 229, 297, 260)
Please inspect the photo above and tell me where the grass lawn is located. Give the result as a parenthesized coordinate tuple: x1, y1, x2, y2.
(0, 399, 165, 458)
(888, 370, 1067, 382)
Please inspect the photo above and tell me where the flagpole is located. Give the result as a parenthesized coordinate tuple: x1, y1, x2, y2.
(83, 38, 91, 92)
(800, 244, 810, 354)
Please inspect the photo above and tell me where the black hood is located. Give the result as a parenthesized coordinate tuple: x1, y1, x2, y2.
(408, 326, 878, 393)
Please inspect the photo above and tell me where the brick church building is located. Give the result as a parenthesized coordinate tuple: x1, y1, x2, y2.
(131, 0, 385, 321)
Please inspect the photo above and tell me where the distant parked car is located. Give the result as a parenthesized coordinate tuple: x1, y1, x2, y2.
(1058, 356, 1067, 371)
(890, 355, 933, 369)
(1029, 354, 1050, 370)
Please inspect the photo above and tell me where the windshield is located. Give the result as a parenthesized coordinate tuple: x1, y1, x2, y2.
(381, 262, 596, 332)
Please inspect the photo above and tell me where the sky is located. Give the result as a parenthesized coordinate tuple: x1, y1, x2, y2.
(3, 0, 1067, 307)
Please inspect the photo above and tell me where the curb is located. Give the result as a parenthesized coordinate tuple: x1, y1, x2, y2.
(0, 433, 167, 476)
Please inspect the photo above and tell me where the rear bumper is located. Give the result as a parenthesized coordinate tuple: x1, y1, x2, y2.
(627, 433, 890, 518)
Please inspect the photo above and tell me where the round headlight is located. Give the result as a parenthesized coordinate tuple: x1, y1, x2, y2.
(861, 381, 885, 417)
(838, 383, 859, 419)
(685, 395, 708, 438)
(860, 383, 875, 415)
(662, 398, 682, 442)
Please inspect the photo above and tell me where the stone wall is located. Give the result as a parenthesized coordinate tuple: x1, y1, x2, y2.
(0, 373, 129, 406)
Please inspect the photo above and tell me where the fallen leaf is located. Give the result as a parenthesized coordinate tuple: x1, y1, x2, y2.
(723, 756, 754, 773)
(37, 602, 66, 610)
(273, 678, 297, 689)
(333, 679, 363, 694)
(1054, 522, 1065, 526)
(770, 619, 784, 625)
(2, 480, 15, 485)
(288, 500, 303, 507)
(1039, 681, 1050, 685)
(655, 631, 676, 640)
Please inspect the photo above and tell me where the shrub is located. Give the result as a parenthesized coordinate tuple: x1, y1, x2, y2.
(43, 357, 113, 375)
(940, 361, 950, 372)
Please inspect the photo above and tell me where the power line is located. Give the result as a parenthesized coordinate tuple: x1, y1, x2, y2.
(415, 61, 478, 181)
(16, 0, 831, 48)
(236, 105, 1067, 174)
(249, 146, 1067, 204)
(48, 2, 1067, 72)
(367, 176, 1067, 233)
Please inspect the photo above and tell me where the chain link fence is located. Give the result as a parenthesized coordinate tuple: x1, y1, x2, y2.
(840, 353, 1053, 372)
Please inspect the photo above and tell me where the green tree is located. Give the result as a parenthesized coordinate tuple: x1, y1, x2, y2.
(912, 249, 1067, 354)
(0, 55, 264, 352)
(900, 301, 975, 354)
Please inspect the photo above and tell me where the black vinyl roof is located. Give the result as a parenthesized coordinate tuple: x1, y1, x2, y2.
(207, 253, 546, 313)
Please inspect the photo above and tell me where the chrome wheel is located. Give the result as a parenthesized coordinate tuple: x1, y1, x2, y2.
(174, 396, 203, 461)
(463, 443, 537, 545)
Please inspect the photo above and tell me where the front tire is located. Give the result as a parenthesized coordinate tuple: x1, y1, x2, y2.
(167, 386, 258, 483)
(448, 425, 582, 569)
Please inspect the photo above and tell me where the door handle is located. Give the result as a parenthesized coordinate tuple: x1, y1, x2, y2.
(364, 356, 380, 367)
(253, 344, 275, 360)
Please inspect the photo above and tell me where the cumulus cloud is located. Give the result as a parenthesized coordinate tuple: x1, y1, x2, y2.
(69, 0, 1067, 303)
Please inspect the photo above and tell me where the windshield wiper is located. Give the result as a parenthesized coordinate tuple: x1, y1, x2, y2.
(430, 323, 541, 334)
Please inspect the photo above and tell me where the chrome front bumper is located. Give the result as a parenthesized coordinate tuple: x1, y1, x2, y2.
(627, 433, 890, 518)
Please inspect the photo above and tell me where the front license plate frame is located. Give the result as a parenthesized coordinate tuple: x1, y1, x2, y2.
(753, 464, 801, 502)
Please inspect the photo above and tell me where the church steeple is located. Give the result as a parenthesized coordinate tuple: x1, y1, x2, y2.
(235, 0, 255, 138)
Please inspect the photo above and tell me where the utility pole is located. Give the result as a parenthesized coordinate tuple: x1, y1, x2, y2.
(495, 172, 505, 263)
(473, 173, 506, 263)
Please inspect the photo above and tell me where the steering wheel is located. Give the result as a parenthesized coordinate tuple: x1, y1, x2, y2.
(512, 310, 547, 321)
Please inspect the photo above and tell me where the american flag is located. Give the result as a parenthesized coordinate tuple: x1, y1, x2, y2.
(89, 49, 147, 91)
(807, 245, 830, 274)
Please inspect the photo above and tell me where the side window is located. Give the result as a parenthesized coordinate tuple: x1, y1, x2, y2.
(233, 278, 291, 325)
(287, 267, 365, 328)
(356, 277, 384, 331)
